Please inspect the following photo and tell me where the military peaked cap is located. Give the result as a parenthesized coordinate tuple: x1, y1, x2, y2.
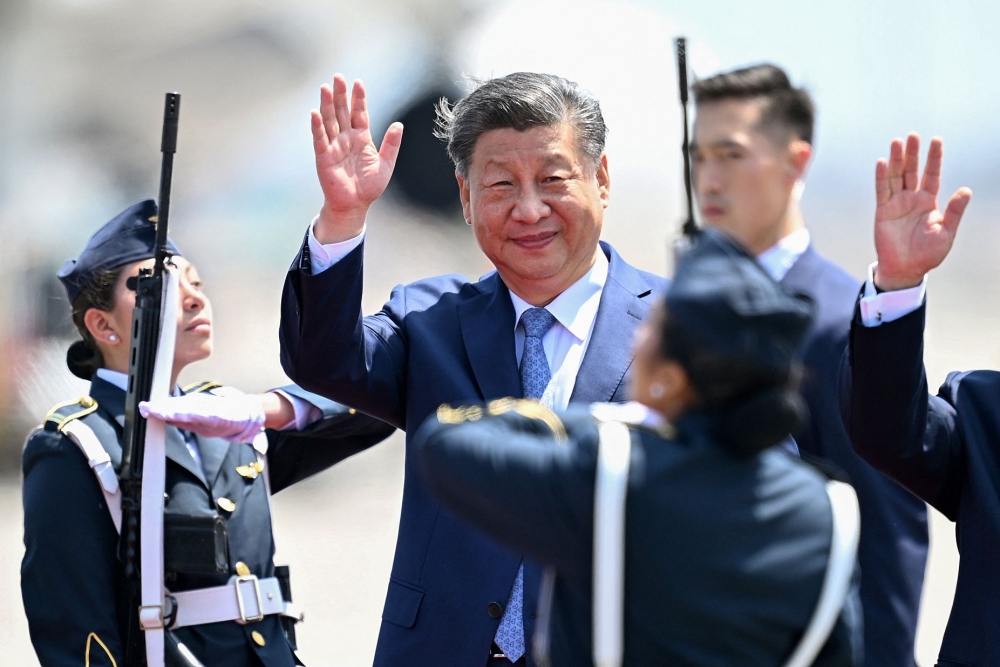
(57, 199, 182, 304)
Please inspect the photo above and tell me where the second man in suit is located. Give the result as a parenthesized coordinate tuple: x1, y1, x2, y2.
(688, 63, 929, 666)
(279, 72, 665, 665)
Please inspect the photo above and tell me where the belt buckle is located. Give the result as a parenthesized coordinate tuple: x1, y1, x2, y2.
(234, 574, 264, 623)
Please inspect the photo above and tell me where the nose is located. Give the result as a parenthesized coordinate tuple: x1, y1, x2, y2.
(694, 161, 722, 197)
(510, 186, 551, 224)
(179, 279, 207, 312)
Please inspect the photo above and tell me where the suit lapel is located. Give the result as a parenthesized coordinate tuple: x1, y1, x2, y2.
(571, 243, 656, 404)
(165, 427, 209, 487)
(779, 244, 822, 293)
(196, 436, 231, 489)
(457, 273, 523, 401)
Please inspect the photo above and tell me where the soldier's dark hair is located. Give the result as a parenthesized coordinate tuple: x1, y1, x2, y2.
(659, 307, 807, 456)
(692, 64, 815, 144)
(433, 72, 607, 177)
(66, 265, 124, 380)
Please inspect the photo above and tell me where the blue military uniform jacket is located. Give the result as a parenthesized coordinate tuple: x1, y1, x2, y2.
(279, 239, 665, 666)
(782, 245, 928, 665)
(21, 376, 395, 667)
(415, 401, 863, 666)
(842, 299, 1000, 667)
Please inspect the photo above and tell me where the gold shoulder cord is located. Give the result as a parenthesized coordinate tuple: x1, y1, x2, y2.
(182, 380, 223, 394)
(44, 396, 99, 433)
(85, 632, 117, 667)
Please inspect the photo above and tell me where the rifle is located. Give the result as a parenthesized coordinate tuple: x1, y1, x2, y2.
(118, 93, 203, 667)
(674, 37, 699, 256)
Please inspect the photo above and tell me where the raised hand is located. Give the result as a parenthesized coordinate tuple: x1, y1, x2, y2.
(312, 74, 404, 243)
(873, 133, 972, 290)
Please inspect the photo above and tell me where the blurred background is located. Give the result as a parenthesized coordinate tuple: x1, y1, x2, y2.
(2, 0, 997, 663)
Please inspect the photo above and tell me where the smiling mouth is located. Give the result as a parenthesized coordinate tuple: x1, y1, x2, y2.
(512, 232, 557, 249)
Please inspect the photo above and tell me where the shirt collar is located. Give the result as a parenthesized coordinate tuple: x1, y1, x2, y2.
(95, 367, 181, 396)
(508, 249, 610, 341)
(757, 228, 811, 281)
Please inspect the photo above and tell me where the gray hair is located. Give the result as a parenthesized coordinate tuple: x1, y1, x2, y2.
(433, 72, 607, 177)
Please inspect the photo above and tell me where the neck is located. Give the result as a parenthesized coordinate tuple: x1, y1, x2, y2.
(748, 201, 804, 255)
(101, 357, 184, 392)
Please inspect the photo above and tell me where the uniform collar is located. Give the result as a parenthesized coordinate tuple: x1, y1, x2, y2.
(508, 249, 609, 342)
(95, 367, 182, 396)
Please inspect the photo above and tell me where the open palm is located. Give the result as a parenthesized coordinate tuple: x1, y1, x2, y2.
(311, 75, 403, 230)
(873, 134, 972, 290)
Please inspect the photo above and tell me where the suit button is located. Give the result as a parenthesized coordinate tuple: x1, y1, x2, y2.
(487, 602, 503, 618)
(251, 630, 266, 646)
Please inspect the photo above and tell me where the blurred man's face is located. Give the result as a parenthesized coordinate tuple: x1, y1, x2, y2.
(456, 123, 610, 306)
(692, 99, 805, 253)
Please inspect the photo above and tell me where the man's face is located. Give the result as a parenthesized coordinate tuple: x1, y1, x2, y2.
(692, 99, 803, 251)
(457, 123, 610, 305)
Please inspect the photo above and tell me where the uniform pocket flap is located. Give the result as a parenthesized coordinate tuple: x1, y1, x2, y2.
(381, 578, 424, 628)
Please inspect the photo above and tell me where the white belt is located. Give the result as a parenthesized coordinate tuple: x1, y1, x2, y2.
(170, 575, 301, 628)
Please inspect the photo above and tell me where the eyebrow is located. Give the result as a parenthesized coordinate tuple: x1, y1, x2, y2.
(689, 139, 746, 153)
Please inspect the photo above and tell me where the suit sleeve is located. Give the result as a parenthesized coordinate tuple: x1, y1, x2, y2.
(840, 298, 964, 518)
(265, 383, 397, 493)
(279, 238, 409, 429)
(21, 431, 123, 666)
(414, 410, 597, 577)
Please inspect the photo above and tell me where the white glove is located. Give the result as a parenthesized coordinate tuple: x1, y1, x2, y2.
(139, 388, 266, 443)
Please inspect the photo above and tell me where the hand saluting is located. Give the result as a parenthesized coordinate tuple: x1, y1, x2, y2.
(873, 133, 972, 291)
(312, 74, 404, 243)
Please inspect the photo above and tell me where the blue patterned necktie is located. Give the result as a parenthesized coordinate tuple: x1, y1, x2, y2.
(494, 307, 557, 661)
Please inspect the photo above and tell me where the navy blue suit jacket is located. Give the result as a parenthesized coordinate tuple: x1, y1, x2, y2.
(415, 404, 861, 666)
(843, 299, 1000, 667)
(279, 239, 664, 666)
(782, 246, 928, 666)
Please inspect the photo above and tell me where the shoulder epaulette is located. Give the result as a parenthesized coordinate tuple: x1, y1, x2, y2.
(44, 395, 99, 433)
(436, 398, 568, 445)
(182, 380, 223, 395)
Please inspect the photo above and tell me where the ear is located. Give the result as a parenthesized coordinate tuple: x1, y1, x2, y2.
(596, 154, 611, 209)
(83, 308, 121, 346)
(651, 358, 699, 417)
(788, 139, 813, 181)
(456, 171, 472, 225)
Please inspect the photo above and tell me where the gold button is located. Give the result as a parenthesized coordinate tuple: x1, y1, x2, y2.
(217, 497, 236, 513)
(349, 408, 356, 415)
(235, 464, 257, 479)
(235, 561, 251, 576)
(251, 630, 265, 646)
(79, 396, 96, 408)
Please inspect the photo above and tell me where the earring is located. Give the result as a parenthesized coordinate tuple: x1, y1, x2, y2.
(109, 334, 118, 342)
(792, 179, 806, 202)
(649, 382, 665, 399)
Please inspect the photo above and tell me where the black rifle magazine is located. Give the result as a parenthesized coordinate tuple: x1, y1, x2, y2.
(164, 513, 230, 574)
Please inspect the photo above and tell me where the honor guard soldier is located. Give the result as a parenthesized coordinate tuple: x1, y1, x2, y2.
(21, 200, 395, 666)
(415, 229, 863, 666)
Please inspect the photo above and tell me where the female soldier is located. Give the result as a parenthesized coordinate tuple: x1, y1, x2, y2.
(21, 199, 394, 666)
(414, 228, 862, 666)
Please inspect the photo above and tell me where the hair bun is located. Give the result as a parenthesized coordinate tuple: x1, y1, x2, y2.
(66, 339, 100, 381)
(719, 389, 807, 456)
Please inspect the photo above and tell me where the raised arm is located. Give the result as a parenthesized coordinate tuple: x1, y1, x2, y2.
(311, 74, 403, 243)
(842, 134, 973, 518)
(872, 133, 972, 290)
